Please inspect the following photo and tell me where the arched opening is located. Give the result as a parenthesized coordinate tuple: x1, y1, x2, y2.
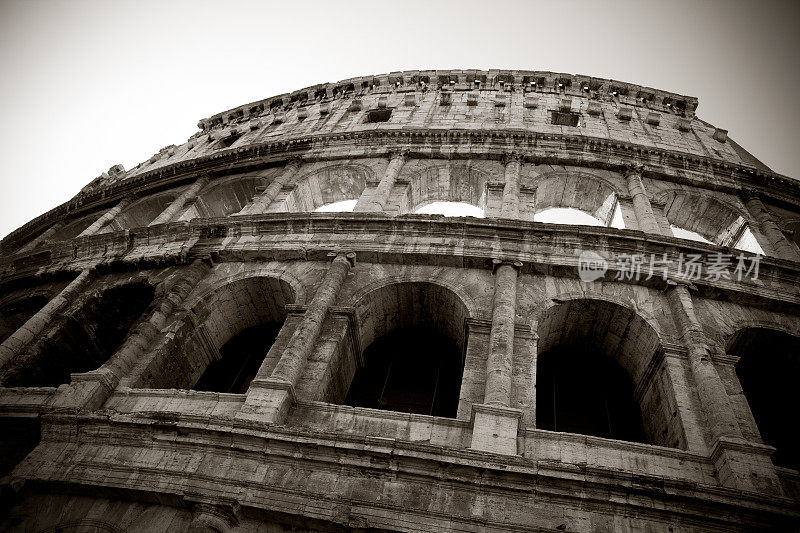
(345, 282, 469, 418)
(178, 173, 275, 220)
(154, 276, 295, 391)
(49, 213, 104, 241)
(414, 201, 485, 218)
(661, 191, 764, 253)
(406, 163, 488, 216)
(284, 165, 370, 212)
(727, 327, 800, 470)
(101, 191, 180, 232)
(536, 299, 674, 446)
(0, 295, 49, 344)
(3, 282, 155, 387)
(192, 323, 283, 393)
(529, 172, 622, 228)
(314, 199, 357, 213)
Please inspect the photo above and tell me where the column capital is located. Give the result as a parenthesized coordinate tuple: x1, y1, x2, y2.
(665, 277, 698, 292)
(387, 148, 410, 161)
(328, 251, 356, 267)
(623, 163, 646, 178)
(502, 151, 524, 165)
(284, 156, 304, 169)
(491, 258, 522, 273)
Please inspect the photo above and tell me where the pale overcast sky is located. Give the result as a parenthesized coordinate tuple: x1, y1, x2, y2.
(1, 0, 798, 239)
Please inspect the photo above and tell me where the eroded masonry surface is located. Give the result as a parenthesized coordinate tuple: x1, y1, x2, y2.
(1, 69, 799, 532)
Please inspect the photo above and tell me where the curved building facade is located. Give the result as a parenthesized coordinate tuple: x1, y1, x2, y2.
(0, 69, 799, 531)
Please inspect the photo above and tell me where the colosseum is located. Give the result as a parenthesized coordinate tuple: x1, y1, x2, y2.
(0, 69, 798, 531)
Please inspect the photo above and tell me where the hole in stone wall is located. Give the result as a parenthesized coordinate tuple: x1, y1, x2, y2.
(0, 417, 40, 476)
(534, 207, 605, 227)
(550, 110, 580, 127)
(365, 108, 392, 123)
(193, 324, 282, 394)
(537, 346, 647, 443)
(728, 328, 800, 470)
(414, 201, 485, 218)
(313, 200, 357, 212)
(3, 282, 155, 387)
(346, 328, 462, 417)
(217, 134, 242, 149)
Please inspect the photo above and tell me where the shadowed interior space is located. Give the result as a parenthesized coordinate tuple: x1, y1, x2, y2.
(537, 345, 647, 443)
(728, 327, 800, 470)
(193, 323, 282, 394)
(3, 282, 155, 387)
(345, 327, 462, 417)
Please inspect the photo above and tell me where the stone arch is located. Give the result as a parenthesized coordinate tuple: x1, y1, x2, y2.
(654, 189, 752, 246)
(49, 212, 104, 241)
(0, 288, 55, 344)
(283, 164, 373, 212)
(726, 326, 800, 470)
(2, 281, 156, 387)
(161, 274, 297, 392)
(102, 189, 181, 232)
(344, 281, 471, 417)
(404, 162, 490, 214)
(527, 171, 622, 225)
(345, 274, 479, 322)
(779, 217, 800, 249)
(535, 296, 682, 448)
(178, 174, 270, 220)
(183, 266, 307, 311)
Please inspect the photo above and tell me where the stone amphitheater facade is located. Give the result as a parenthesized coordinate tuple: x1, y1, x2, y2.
(0, 69, 799, 532)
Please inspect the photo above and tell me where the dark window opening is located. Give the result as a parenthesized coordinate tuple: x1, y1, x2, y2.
(365, 108, 392, 123)
(537, 345, 647, 443)
(193, 323, 282, 394)
(3, 282, 155, 387)
(0, 295, 49, 344)
(0, 417, 40, 476)
(551, 110, 580, 127)
(218, 134, 242, 149)
(345, 328, 462, 417)
(730, 328, 800, 470)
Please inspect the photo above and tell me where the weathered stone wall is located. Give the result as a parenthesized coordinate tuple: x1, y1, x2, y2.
(0, 70, 799, 531)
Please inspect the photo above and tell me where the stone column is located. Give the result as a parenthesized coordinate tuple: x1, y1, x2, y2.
(666, 280, 781, 494)
(354, 151, 408, 212)
(64, 259, 212, 409)
(500, 153, 522, 218)
(624, 166, 662, 235)
(150, 175, 211, 225)
(238, 252, 355, 423)
(77, 197, 132, 237)
(187, 500, 240, 533)
(0, 269, 94, 372)
(17, 221, 65, 253)
(484, 259, 521, 407)
(471, 259, 524, 456)
(236, 158, 302, 215)
(742, 193, 800, 261)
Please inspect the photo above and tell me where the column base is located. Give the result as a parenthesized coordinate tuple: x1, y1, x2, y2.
(469, 403, 523, 456)
(235, 378, 295, 425)
(711, 436, 783, 495)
